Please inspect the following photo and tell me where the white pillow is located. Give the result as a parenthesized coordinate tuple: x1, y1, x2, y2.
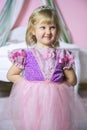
(7, 26, 27, 44)
(70, 49, 80, 93)
(79, 48, 87, 83)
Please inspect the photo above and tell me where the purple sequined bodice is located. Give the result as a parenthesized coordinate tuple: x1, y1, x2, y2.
(9, 47, 74, 83)
(24, 51, 45, 81)
(24, 49, 64, 82)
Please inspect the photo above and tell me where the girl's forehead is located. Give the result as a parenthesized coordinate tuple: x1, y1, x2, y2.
(37, 18, 55, 25)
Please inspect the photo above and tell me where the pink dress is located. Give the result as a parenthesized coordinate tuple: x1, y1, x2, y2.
(1, 47, 87, 130)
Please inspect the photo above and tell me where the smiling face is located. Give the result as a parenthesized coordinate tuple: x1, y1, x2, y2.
(33, 18, 57, 48)
(26, 7, 61, 47)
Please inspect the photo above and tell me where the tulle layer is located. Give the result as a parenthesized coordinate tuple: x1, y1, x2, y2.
(1, 79, 87, 130)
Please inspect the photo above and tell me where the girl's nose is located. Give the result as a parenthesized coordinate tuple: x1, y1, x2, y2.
(46, 28, 51, 34)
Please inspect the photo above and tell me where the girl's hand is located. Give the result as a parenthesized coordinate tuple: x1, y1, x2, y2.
(7, 65, 23, 83)
(64, 68, 77, 86)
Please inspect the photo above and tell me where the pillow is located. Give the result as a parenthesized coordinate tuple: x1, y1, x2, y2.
(79, 48, 87, 83)
(7, 26, 27, 44)
(70, 49, 80, 93)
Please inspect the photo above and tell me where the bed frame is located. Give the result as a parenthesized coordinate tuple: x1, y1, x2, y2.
(0, 81, 12, 97)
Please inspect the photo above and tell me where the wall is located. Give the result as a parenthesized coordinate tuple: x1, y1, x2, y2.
(56, 0, 87, 48)
(0, 0, 87, 48)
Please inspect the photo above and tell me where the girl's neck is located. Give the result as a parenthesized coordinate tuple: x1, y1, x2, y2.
(35, 44, 54, 49)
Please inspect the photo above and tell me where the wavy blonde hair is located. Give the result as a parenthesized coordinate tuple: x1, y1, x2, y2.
(26, 6, 62, 47)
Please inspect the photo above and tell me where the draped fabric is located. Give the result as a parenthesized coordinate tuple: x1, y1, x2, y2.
(0, 0, 72, 47)
(0, 0, 24, 47)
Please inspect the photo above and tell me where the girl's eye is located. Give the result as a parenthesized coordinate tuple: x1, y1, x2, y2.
(51, 26, 56, 29)
(40, 26, 45, 29)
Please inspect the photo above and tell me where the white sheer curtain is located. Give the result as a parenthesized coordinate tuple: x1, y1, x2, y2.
(0, 0, 24, 47)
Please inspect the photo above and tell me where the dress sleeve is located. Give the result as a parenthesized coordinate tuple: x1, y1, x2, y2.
(8, 49, 27, 69)
(58, 49, 74, 69)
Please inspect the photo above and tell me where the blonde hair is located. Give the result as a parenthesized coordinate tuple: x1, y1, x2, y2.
(26, 6, 62, 47)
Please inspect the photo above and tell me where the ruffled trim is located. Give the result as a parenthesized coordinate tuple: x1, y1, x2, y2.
(58, 49, 74, 69)
(8, 49, 27, 69)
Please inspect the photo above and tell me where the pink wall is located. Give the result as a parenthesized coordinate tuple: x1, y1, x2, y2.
(0, 0, 87, 48)
(56, 0, 87, 48)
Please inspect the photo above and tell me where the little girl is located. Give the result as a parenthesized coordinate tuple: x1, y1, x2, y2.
(6, 6, 87, 130)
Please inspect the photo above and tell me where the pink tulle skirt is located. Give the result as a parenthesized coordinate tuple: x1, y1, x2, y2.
(1, 79, 87, 130)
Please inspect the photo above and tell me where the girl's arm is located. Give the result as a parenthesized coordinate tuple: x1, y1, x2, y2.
(7, 65, 23, 83)
(64, 68, 77, 86)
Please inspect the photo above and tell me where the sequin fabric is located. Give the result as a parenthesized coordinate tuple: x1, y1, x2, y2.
(8, 47, 74, 82)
